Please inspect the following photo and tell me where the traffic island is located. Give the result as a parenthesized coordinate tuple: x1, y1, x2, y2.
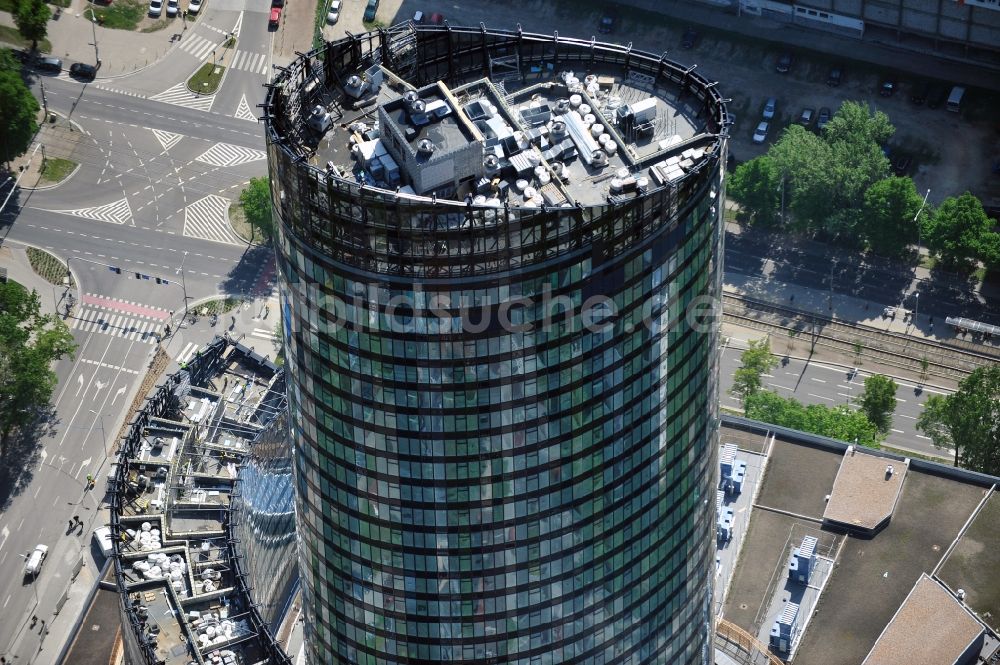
(39, 156, 78, 185)
(187, 61, 225, 94)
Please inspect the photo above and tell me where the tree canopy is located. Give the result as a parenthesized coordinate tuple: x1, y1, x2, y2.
(921, 192, 1000, 273)
(731, 338, 778, 399)
(744, 390, 883, 448)
(860, 177, 925, 257)
(727, 156, 781, 228)
(0, 49, 40, 164)
(239, 177, 274, 242)
(859, 374, 898, 433)
(14, 0, 50, 51)
(0, 281, 77, 451)
(916, 365, 1000, 474)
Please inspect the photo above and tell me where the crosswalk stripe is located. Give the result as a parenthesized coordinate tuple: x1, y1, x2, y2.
(70, 307, 158, 344)
(234, 94, 256, 122)
(40, 197, 133, 225)
(177, 342, 199, 363)
(183, 194, 242, 245)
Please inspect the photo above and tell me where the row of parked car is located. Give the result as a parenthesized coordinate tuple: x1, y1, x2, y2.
(149, 0, 201, 18)
(751, 98, 833, 145)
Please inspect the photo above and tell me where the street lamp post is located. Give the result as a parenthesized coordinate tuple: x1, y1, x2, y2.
(914, 188, 931, 265)
(88, 0, 100, 67)
(177, 251, 189, 322)
(88, 409, 108, 457)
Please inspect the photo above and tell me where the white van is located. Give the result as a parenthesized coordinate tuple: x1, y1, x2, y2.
(946, 86, 965, 113)
(24, 544, 48, 577)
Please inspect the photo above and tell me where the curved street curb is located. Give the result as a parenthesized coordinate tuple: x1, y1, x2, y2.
(20, 112, 89, 192)
(3, 240, 85, 317)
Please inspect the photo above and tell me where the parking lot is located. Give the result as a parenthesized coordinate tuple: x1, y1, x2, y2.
(321, 0, 998, 207)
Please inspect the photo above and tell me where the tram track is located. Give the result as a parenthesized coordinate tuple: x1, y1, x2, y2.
(722, 293, 1000, 381)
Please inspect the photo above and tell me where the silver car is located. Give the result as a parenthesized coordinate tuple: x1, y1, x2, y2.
(762, 97, 776, 120)
(753, 121, 769, 144)
(23, 544, 48, 577)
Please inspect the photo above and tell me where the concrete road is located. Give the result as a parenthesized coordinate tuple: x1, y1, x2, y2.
(719, 343, 953, 460)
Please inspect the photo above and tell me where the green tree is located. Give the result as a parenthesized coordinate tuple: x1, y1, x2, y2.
(768, 125, 836, 235)
(727, 155, 781, 227)
(13, 0, 51, 51)
(916, 365, 1000, 474)
(239, 177, 274, 241)
(823, 100, 895, 147)
(859, 374, 898, 433)
(860, 177, 924, 257)
(922, 192, 1000, 272)
(744, 390, 882, 448)
(0, 49, 40, 164)
(0, 281, 77, 451)
(731, 338, 778, 400)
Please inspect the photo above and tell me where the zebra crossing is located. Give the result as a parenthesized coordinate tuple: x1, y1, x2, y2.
(195, 142, 266, 167)
(177, 33, 224, 61)
(183, 194, 242, 245)
(234, 95, 256, 122)
(176, 342, 201, 364)
(150, 82, 215, 112)
(43, 197, 133, 225)
(71, 306, 163, 344)
(229, 50, 269, 76)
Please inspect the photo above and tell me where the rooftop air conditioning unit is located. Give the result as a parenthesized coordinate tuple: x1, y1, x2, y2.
(591, 150, 608, 167)
(307, 105, 332, 133)
(347, 75, 362, 89)
(417, 139, 436, 155)
(549, 120, 567, 141)
(410, 99, 427, 114)
(483, 154, 500, 175)
(403, 90, 419, 104)
(554, 98, 571, 114)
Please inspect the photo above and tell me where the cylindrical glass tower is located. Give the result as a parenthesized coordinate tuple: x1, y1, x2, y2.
(264, 24, 727, 665)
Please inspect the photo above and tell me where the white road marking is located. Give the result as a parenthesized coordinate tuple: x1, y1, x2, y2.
(899, 414, 917, 420)
(810, 378, 826, 383)
(891, 428, 904, 434)
(807, 393, 834, 402)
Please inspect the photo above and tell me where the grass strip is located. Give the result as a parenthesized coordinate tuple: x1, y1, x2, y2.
(26, 247, 72, 286)
(187, 61, 224, 94)
(39, 156, 76, 184)
(87, 0, 145, 31)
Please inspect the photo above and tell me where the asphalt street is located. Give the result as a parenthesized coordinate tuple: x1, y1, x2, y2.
(718, 343, 953, 459)
(0, 7, 278, 657)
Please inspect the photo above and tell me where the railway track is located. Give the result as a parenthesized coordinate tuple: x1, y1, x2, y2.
(722, 293, 1000, 381)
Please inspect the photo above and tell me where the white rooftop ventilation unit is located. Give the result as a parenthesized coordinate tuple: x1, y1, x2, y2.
(483, 154, 500, 176)
(307, 105, 332, 133)
(590, 149, 608, 168)
(417, 139, 436, 156)
(403, 90, 419, 104)
(347, 75, 362, 89)
(549, 120, 567, 141)
(554, 98, 571, 114)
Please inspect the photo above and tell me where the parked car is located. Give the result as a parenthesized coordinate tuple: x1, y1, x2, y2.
(762, 97, 776, 120)
(23, 544, 48, 577)
(879, 79, 896, 97)
(327, 0, 340, 24)
(93, 526, 114, 558)
(681, 27, 699, 49)
(775, 52, 793, 74)
(826, 66, 842, 87)
(37, 56, 62, 73)
(187, 0, 201, 13)
(797, 107, 814, 127)
(411, 10, 423, 23)
(70, 62, 97, 80)
(598, 13, 615, 34)
(166, 0, 178, 16)
(363, 0, 378, 21)
(268, 5, 280, 26)
(428, 11, 444, 24)
(753, 121, 769, 144)
(817, 106, 831, 130)
(910, 81, 929, 105)
(148, 0, 162, 16)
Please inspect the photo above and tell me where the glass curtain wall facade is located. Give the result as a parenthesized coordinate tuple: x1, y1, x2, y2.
(232, 407, 299, 630)
(265, 26, 727, 665)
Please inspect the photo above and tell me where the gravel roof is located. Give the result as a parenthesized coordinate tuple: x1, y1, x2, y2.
(823, 446, 906, 531)
(862, 574, 984, 665)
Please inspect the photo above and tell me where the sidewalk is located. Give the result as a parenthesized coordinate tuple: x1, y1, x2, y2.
(0, 242, 68, 317)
